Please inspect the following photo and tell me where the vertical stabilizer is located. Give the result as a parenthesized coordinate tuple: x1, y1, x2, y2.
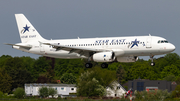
(15, 14, 45, 43)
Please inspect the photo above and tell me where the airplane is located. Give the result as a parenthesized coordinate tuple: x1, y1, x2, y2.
(5, 14, 175, 68)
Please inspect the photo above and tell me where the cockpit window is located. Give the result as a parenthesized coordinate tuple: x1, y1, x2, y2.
(158, 40, 168, 43)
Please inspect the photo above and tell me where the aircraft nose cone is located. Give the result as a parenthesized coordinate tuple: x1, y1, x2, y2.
(168, 44, 176, 52)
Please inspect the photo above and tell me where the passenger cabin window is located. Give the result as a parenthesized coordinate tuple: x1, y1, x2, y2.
(158, 40, 168, 43)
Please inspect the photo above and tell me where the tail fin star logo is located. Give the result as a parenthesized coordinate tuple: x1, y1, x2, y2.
(130, 39, 139, 48)
(21, 24, 36, 34)
(22, 24, 30, 34)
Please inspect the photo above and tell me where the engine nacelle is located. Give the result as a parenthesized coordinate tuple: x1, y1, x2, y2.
(116, 56, 138, 62)
(93, 52, 115, 62)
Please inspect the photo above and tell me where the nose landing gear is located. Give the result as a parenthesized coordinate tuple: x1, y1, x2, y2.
(150, 55, 155, 66)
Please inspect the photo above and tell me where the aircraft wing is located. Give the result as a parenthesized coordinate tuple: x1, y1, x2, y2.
(43, 42, 111, 57)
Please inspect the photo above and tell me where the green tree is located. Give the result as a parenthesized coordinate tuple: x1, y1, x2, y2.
(0, 68, 12, 93)
(175, 77, 180, 85)
(127, 63, 157, 80)
(161, 64, 180, 78)
(20, 57, 35, 79)
(87, 78, 105, 97)
(13, 87, 25, 99)
(163, 75, 176, 81)
(153, 57, 168, 73)
(0, 55, 12, 68)
(16, 69, 33, 87)
(172, 85, 180, 98)
(89, 66, 116, 87)
(116, 65, 126, 84)
(33, 57, 52, 73)
(77, 71, 105, 97)
(0, 91, 3, 98)
(135, 90, 170, 100)
(38, 86, 49, 98)
(108, 62, 120, 70)
(36, 66, 56, 83)
(2, 57, 33, 89)
(164, 53, 180, 65)
(60, 73, 76, 84)
(48, 88, 57, 98)
(54, 59, 69, 77)
(33, 57, 56, 83)
(54, 59, 85, 78)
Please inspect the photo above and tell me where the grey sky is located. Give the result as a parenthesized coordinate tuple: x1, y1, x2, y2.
(1, 0, 180, 59)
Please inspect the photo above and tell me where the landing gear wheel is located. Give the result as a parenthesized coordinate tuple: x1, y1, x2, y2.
(101, 63, 108, 68)
(150, 55, 155, 66)
(85, 63, 93, 68)
(150, 62, 155, 66)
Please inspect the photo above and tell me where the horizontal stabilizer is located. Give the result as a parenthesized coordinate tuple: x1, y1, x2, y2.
(4, 43, 32, 48)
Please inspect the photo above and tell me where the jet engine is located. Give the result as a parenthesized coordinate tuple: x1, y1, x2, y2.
(93, 52, 115, 62)
(116, 56, 138, 62)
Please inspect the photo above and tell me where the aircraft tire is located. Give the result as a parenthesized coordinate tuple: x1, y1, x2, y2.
(150, 62, 155, 66)
(101, 63, 108, 68)
(85, 63, 92, 68)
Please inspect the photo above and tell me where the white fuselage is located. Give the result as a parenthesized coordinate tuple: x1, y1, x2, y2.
(8, 14, 175, 64)
(13, 35, 175, 59)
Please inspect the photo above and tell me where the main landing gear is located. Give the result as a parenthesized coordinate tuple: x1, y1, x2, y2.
(85, 63, 93, 68)
(85, 63, 108, 68)
(150, 55, 155, 66)
(101, 63, 108, 68)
